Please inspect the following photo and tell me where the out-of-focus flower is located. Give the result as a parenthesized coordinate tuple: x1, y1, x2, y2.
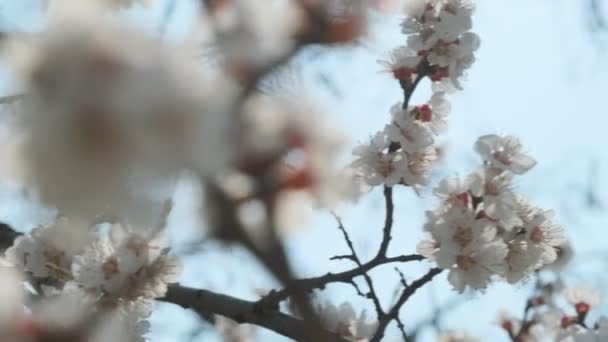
(6, 218, 96, 280)
(72, 224, 181, 303)
(204, 0, 305, 69)
(5, 1, 232, 226)
(214, 315, 256, 342)
(316, 302, 377, 341)
(419, 134, 567, 291)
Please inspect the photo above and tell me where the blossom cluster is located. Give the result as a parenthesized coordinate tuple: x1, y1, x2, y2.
(492, 285, 607, 342)
(351, 0, 479, 189)
(2, 217, 180, 341)
(0, 0, 370, 340)
(418, 134, 567, 292)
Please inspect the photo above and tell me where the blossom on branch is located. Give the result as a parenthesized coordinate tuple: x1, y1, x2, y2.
(418, 135, 566, 292)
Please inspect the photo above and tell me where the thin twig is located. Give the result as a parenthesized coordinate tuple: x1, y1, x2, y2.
(371, 268, 443, 342)
(257, 254, 425, 309)
(331, 213, 385, 318)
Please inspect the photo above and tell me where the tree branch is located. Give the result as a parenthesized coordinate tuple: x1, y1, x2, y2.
(331, 213, 385, 318)
(377, 186, 395, 258)
(371, 267, 443, 342)
(161, 285, 348, 342)
(257, 253, 425, 310)
(0, 222, 346, 342)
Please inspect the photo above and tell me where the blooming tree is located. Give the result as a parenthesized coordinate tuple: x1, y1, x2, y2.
(0, 0, 599, 341)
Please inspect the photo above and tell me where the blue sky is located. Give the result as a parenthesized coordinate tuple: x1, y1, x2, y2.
(1, 0, 608, 341)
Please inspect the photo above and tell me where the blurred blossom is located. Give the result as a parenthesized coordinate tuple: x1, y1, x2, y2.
(214, 315, 256, 342)
(418, 135, 566, 292)
(235, 94, 355, 228)
(202, 0, 306, 69)
(316, 301, 378, 341)
(4, 0, 234, 226)
(6, 217, 96, 279)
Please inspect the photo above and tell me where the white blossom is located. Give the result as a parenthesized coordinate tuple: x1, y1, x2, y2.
(565, 286, 601, 310)
(520, 209, 566, 265)
(6, 218, 96, 279)
(5, 2, 231, 226)
(214, 315, 256, 342)
(316, 302, 378, 341)
(72, 224, 181, 303)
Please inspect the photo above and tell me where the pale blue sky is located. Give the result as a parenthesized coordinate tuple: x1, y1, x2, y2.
(1, 0, 607, 341)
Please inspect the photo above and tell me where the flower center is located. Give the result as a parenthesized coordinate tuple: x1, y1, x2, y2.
(456, 254, 476, 270)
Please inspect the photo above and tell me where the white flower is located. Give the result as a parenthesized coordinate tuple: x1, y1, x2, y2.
(495, 310, 522, 337)
(385, 119, 434, 153)
(352, 132, 409, 187)
(90, 300, 152, 342)
(317, 302, 377, 341)
(564, 286, 600, 313)
(214, 315, 256, 342)
(72, 224, 181, 302)
(543, 241, 574, 272)
(417, 233, 440, 260)
(434, 3, 474, 41)
(475, 135, 537, 174)
(521, 209, 565, 265)
(387, 101, 445, 152)
(402, 0, 428, 19)
(6, 218, 96, 279)
(427, 33, 479, 68)
(6, 2, 231, 226)
(503, 239, 543, 284)
(433, 176, 472, 208)
(402, 147, 439, 187)
(378, 46, 421, 80)
(443, 236, 508, 292)
(237, 95, 352, 220)
(420, 92, 451, 134)
(206, 0, 305, 67)
(468, 167, 520, 228)
(432, 211, 508, 292)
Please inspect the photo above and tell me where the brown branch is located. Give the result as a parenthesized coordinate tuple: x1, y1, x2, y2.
(257, 253, 425, 310)
(161, 285, 348, 342)
(377, 186, 395, 257)
(331, 213, 385, 318)
(370, 268, 443, 342)
(0, 222, 346, 342)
